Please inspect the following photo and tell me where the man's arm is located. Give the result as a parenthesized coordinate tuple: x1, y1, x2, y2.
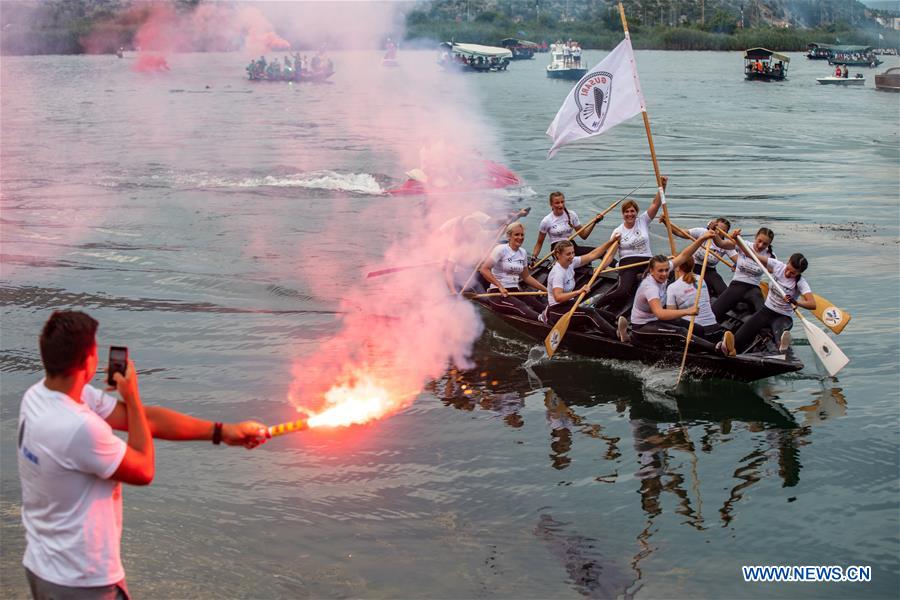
(107, 402, 267, 448)
(109, 361, 155, 486)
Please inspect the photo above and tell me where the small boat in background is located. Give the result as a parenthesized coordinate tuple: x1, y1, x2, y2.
(875, 67, 900, 92)
(545, 42, 586, 80)
(743, 48, 789, 81)
(438, 42, 511, 72)
(499, 38, 539, 60)
(817, 74, 865, 86)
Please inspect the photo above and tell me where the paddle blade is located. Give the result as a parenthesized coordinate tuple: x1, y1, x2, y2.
(544, 312, 572, 358)
(812, 294, 851, 334)
(800, 317, 849, 377)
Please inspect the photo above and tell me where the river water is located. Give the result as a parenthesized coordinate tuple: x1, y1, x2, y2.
(1, 49, 898, 598)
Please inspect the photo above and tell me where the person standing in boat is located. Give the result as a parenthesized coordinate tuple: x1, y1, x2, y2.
(545, 238, 620, 338)
(842, 65, 849, 78)
(712, 227, 775, 323)
(623, 230, 730, 355)
(730, 251, 816, 355)
(479, 222, 547, 320)
(835, 65, 842, 77)
(665, 217, 736, 298)
(530, 191, 604, 268)
(594, 176, 668, 317)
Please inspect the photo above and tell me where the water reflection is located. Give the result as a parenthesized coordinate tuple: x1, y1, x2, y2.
(434, 342, 847, 591)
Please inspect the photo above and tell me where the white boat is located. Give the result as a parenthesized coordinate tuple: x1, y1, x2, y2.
(438, 42, 511, 72)
(546, 44, 586, 80)
(816, 75, 865, 86)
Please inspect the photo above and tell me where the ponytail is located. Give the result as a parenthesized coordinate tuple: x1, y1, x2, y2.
(679, 256, 696, 285)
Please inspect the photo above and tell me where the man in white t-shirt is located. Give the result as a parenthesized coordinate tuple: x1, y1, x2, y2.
(18, 311, 268, 599)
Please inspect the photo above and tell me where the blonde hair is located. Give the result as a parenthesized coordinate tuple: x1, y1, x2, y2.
(505, 222, 524, 238)
(552, 240, 574, 257)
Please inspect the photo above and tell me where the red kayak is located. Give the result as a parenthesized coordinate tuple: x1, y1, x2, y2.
(387, 160, 521, 195)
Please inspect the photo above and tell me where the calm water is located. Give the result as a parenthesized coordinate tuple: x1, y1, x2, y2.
(2, 49, 899, 598)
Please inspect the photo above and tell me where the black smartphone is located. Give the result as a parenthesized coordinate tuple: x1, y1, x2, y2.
(107, 346, 128, 387)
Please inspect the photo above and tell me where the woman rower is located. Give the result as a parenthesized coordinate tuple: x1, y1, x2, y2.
(668, 217, 736, 297)
(712, 227, 775, 323)
(530, 191, 603, 266)
(665, 256, 729, 350)
(479, 222, 547, 320)
(730, 251, 816, 355)
(545, 237, 620, 337)
(595, 176, 668, 317)
(624, 230, 732, 354)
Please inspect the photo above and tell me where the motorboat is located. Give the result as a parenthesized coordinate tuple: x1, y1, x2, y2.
(387, 160, 521, 196)
(743, 48, 789, 81)
(875, 67, 900, 92)
(816, 74, 865, 86)
(546, 43, 587, 80)
(438, 42, 511, 72)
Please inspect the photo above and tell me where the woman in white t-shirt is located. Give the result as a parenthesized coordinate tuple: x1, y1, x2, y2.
(712, 227, 775, 322)
(732, 251, 816, 354)
(666, 256, 731, 353)
(626, 230, 726, 354)
(530, 191, 603, 267)
(670, 217, 736, 297)
(479, 222, 547, 320)
(596, 177, 667, 316)
(545, 236, 620, 337)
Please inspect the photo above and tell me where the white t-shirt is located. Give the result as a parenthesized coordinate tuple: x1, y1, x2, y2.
(612, 212, 652, 260)
(539, 210, 581, 245)
(547, 255, 583, 307)
(732, 246, 773, 286)
(488, 243, 528, 289)
(765, 258, 812, 316)
(666, 278, 717, 326)
(630, 262, 671, 325)
(688, 227, 728, 267)
(18, 381, 126, 587)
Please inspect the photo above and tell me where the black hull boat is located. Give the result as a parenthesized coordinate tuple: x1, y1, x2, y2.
(471, 270, 803, 383)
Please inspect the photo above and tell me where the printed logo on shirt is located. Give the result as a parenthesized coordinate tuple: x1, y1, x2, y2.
(21, 445, 39, 465)
(576, 71, 613, 134)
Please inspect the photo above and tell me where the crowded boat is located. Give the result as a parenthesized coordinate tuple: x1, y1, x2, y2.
(246, 52, 334, 82)
(438, 183, 849, 382)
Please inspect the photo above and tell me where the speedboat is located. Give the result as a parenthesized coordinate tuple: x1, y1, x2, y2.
(816, 75, 865, 86)
(387, 160, 521, 195)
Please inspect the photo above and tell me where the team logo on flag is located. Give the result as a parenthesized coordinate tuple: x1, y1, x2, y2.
(575, 71, 613, 134)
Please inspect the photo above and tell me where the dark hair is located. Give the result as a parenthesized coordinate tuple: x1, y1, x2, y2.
(39, 311, 98, 376)
(549, 191, 574, 230)
(756, 227, 775, 256)
(788, 253, 808, 277)
(715, 217, 731, 231)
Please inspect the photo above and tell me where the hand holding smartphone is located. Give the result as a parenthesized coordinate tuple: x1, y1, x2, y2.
(107, 346, 129, 387)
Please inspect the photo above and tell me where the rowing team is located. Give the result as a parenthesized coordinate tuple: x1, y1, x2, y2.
(454, 179, 815, 358)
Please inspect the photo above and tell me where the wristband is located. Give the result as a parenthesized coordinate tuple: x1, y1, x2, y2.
(212, 422, 223, 445)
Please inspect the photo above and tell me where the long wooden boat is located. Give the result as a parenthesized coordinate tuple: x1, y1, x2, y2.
(471, 270, 803, 383)
(743, 48, 789, 82)
(875, 67, 900, 92)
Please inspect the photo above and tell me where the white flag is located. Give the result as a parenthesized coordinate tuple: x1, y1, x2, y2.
(546, 38, 645, 158)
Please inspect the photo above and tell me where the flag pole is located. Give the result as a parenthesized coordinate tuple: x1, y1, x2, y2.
(617, 2, 677, 256)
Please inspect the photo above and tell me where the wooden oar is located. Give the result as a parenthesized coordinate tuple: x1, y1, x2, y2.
(676, 240, 713, 385)
(665, 220, 735, 268)
(545, 241, 619, 358)
(759, 282, 851, 335)
(365, 262, 440, 279)
(465, 290, 546, 299)
(736, 236, 849, 376)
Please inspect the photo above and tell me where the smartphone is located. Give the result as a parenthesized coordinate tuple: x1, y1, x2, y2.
(107, 346, 128, 387)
